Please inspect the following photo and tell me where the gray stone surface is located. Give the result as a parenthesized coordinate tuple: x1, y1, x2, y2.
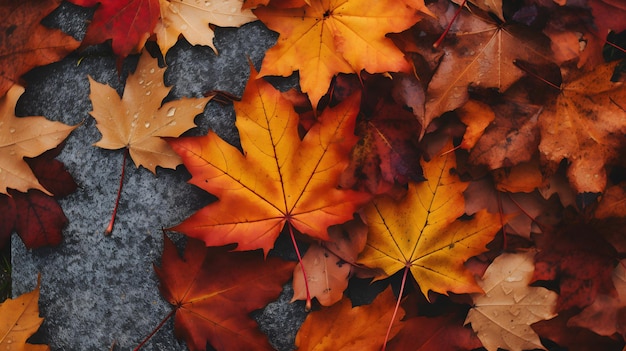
(12, 4, 307, 350)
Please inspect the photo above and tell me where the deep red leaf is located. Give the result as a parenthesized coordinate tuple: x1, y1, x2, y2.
(0, 194, 16, 249)
(533, 222, 619, 310)
(11, 189, 66, 248)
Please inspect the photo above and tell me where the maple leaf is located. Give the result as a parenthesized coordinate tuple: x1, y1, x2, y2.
(568, 259, 626, 339)
(532, 221, 618, 310)
(357, 140, 504, 298)
(464, 178, 551, 239)
(155, 234, 294, 351)
(68, 0, 160, 60)
(0, 85, 76, 195)
(0, 0, 80, 97)
(169, 66, 370, 255)
(459, 94, 543, 170)
(154, 0, 257, 55)
(595, 182, 626, 218)
(533, 308, 625, 351)
(386, 307, 482, 351)
(0, 131, 75, 250)
(340, 74, 423, 195)
(422, 3, 552, 132)
(538, 61, 626, 193)
(88, 50, 212, 173)
(295, 287, 404, 350)
(0, 275, 49, 350)
(292, 217, 368, 306)
(254, 0, 425, 108)
(465, 251, 558, 351)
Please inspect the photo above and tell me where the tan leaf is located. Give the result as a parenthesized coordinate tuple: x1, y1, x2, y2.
(155, 0, 257, 55)
(0, 85, 76, 195)
(88, 50, 212, 173)
(292, 217, 368, 306)
(465, 251, 558, 351)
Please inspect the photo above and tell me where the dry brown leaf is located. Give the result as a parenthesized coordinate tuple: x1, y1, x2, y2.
(423, 3, 552, 132)
(465, 251, 558, 351)
(292, 217, 368, 306)
(538, 61, 626, 193)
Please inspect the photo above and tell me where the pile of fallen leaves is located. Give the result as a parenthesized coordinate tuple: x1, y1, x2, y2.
(2, 0, 626, 350)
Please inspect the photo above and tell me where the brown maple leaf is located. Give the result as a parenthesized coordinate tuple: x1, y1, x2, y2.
(254, 0, 425, 108)
(88, 50, 212, 173)
(295, 287, 404, 350)
(154, 234, 295, 351)
(0, 85, 76, 195)
(154, 0, 257, 55)
(292, 217, 368, 307)
(422, 2, 552, 133)
(538, 61, 626, 193)
(0, 275, 49, 350)
(0, 0, 80, 97)
(168, 65, 370, 255)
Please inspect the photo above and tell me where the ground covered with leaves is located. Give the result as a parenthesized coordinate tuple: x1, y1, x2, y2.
(2, 0, 626, 350)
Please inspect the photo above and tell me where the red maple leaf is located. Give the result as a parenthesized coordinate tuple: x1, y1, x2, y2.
(533, 221, 619, 310)
(68, 0, 160, 60)
(0, 145, 76, 249)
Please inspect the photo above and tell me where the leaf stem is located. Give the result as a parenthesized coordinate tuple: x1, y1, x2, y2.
(433, 0, 468, 49)
(381, 265, 409, 351)
(133, 308, 176, 350)
(105, 148, 128, 235)
(288, 224, 312, 311)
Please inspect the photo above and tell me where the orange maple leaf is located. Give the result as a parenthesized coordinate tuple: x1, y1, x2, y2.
(295, 287, 404, 350)
(538, 61, 626, 193)
(0, 0, 80, 97)
(87, 50, 212, 173)
(357, 140, 504, 297)
(254, 0, 425, 108)
(155, 235, 295, 351)
(169, 65, 370, 255)
(0, 85, 76, 195)
(0, 275, 49, 350)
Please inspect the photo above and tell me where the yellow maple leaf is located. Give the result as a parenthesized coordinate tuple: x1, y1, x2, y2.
(87, 50, 212, 173)
(0, 85, 76, 195)
(357, 140, 504, 297)
(254, 0, 425, 108)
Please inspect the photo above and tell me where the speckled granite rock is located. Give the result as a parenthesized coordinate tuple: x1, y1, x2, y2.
(11, 3, 307, 350)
